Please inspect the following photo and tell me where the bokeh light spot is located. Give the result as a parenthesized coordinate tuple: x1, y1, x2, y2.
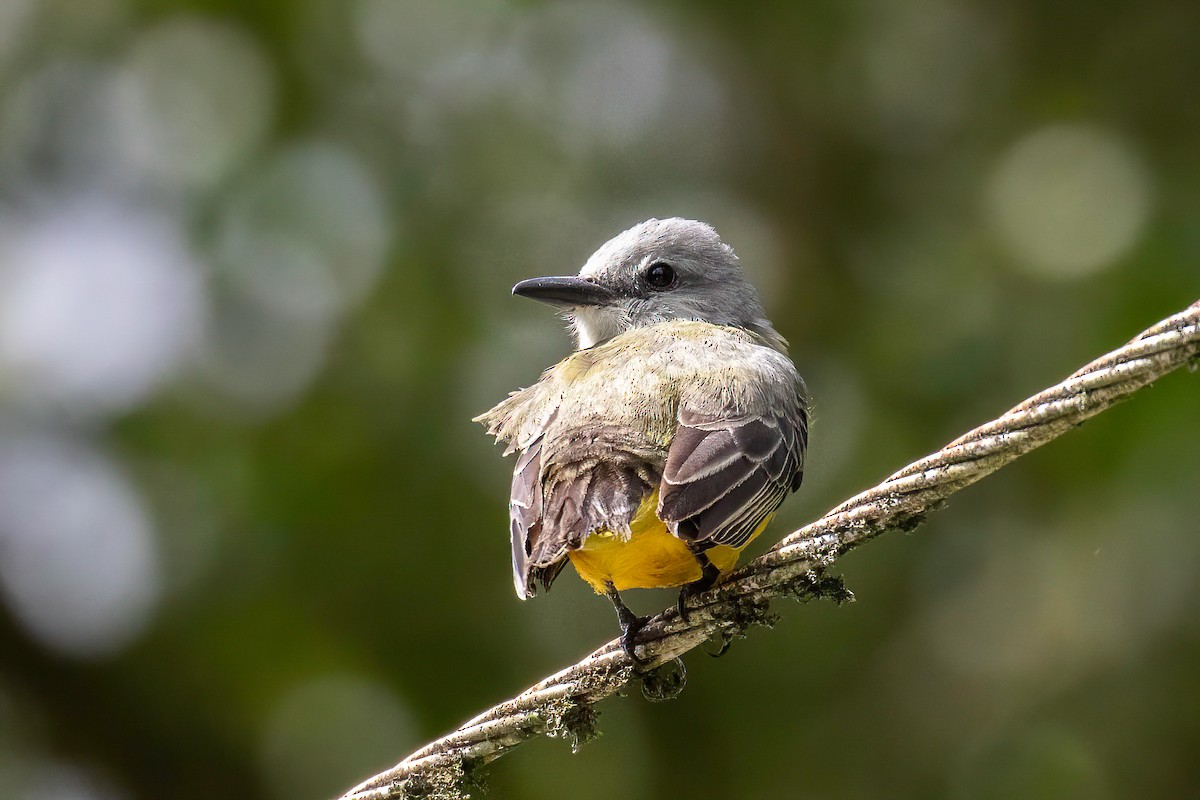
(0, 199, 205, 417)
(0, 433, 161, 659)
(984, 124, 1152, 278)
(119, 16, 275, 191)
(199, 142, 390, 415)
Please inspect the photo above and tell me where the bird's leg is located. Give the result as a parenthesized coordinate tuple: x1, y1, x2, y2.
(605, 582, 649, 666)
(677, 548, 721, 624)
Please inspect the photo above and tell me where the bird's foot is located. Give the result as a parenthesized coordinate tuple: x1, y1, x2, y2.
(676, 552, 721, 624)
(606, 583, 650, 667)
(619, 614, 651, 667)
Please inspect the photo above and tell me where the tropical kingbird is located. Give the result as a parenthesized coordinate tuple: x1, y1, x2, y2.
(476, 218, 808, 660)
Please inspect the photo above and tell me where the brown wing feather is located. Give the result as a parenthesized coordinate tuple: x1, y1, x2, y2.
(659, 404, 807, 549)
(510, 429, 659, 597)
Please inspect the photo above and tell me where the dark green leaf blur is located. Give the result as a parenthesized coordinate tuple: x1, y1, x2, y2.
(0, 1, 1197, 798)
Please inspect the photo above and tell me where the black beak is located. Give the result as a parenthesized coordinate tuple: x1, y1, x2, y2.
(511, 276, 616, 308)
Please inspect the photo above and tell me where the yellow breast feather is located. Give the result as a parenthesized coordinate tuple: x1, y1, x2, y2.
(567, 491, 771, 593)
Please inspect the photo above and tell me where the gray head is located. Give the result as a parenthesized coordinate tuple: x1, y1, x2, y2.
(512, 218, 785, 351)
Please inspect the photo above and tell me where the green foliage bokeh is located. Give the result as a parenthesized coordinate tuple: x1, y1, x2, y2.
(0, 1, 1198, 799)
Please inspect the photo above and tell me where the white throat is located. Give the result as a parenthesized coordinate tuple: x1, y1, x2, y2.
(570, 306, 629, 349)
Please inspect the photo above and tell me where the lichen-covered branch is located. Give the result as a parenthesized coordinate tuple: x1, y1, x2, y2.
(338, 299, 1200, 800)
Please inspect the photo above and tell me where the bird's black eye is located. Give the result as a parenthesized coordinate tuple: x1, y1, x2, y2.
(643, 262, 676, 290)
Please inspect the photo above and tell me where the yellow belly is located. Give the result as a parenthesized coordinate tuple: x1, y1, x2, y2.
(567, 490, 772, 593)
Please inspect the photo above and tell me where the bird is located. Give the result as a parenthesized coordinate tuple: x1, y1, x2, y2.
(475, 218, 808, 663)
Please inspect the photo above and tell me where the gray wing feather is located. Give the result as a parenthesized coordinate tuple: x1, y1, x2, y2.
(659, 403, 807, 549)
(509, 439, 544, 598)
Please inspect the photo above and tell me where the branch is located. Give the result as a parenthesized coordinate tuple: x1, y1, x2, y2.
(339, 299, 1200, 800)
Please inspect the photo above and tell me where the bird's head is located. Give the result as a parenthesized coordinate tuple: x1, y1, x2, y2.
(512, 218, 785, 351)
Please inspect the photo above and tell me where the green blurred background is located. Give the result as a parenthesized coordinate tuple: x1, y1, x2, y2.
(0, 1, 1198, 798)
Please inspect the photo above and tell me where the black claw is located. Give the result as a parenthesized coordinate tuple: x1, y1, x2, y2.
(677, 550, 721, 624)
(619, 615, 650, 666)
(606, 583, 650, 667)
